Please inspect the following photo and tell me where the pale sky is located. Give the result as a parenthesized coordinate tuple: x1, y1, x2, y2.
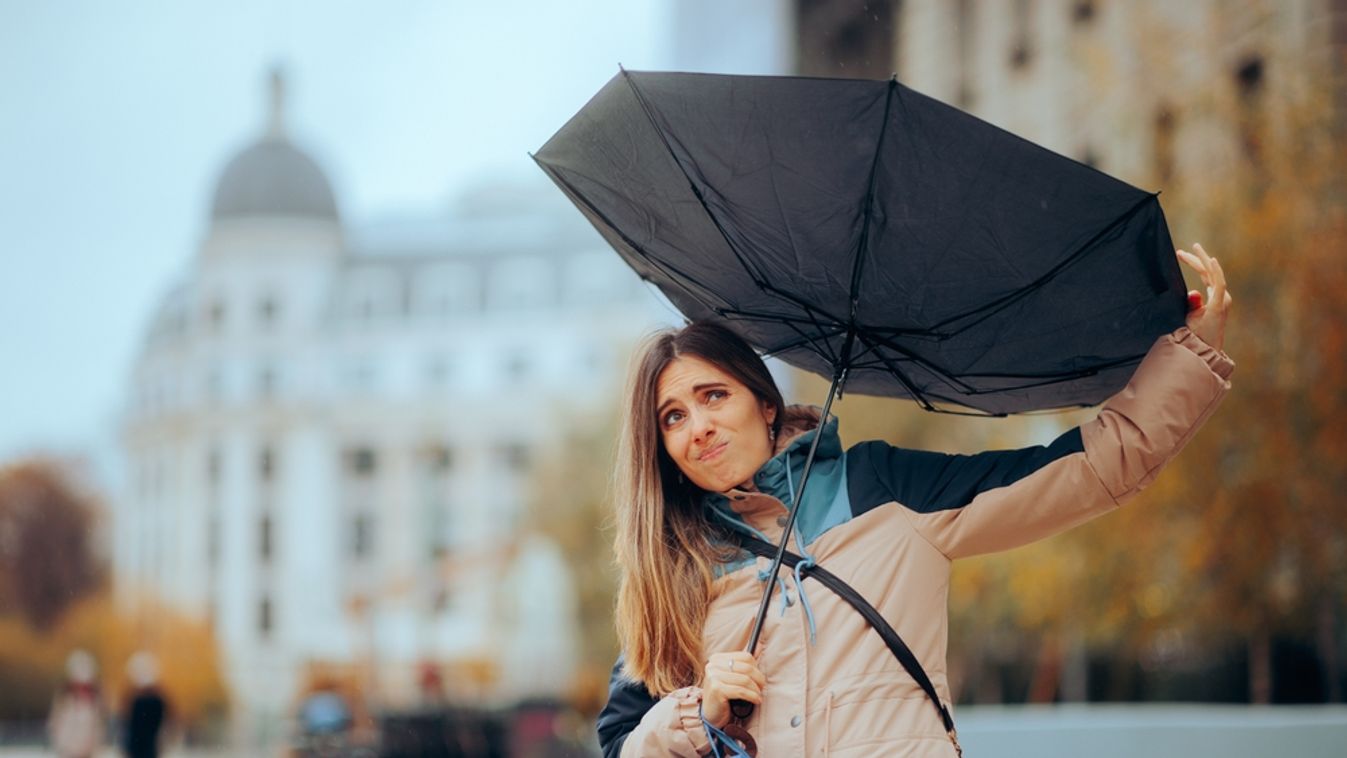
(0, 0, 762, 471)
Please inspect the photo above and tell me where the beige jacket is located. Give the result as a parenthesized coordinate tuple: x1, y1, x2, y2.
(600, 326, 1234, 757)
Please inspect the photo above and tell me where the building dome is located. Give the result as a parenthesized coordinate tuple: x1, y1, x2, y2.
(211, 138, 338, 221)
(209, 69, 340, 223)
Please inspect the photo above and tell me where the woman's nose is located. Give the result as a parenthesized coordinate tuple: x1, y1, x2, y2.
(690, 409, 715, 440)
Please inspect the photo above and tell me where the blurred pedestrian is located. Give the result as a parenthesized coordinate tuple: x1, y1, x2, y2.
(47, 649, 106, 758)
(121, 651, 171, 758)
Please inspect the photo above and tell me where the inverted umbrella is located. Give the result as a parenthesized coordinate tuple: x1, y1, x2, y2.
(534, 69, 1186, 745)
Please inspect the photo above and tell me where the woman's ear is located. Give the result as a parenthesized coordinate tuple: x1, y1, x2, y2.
(763, 401, 778, 427)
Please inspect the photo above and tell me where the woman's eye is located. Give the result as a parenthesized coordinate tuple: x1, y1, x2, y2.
(663, 410, 685, 427)
(707, 389, 728, 402)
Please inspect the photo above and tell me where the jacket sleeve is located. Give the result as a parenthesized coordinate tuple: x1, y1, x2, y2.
(597, 654, 712, 758)
(849, 326, 1235, 560)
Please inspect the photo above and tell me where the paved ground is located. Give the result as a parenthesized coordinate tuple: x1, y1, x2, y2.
(3, 704, 1345, 757)
(955, 704, 1347, 758)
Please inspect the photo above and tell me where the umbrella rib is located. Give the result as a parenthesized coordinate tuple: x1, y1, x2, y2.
(853, 331, 939, 412)
(846, 76, 898, 324)
(857, 326, 1143, 392)
(926, 193, 1161, 336)
(531, 155, 738, 314)
(619, 70, 776, 293)
(723, 313, 845, 368)
(713, 307, 844, 330)
(757, 324, 849, 362)
(953, 352, 1145, 382)
(852, 329, 981, 395)
(775, 319, 842, 367)
(757, 281, 852, 331)
(856, 328, 1147, 411)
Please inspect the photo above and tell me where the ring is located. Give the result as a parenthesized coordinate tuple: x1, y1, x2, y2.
(729, 660, 736, 673)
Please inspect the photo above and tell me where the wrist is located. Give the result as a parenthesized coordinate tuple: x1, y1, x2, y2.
(698, 697, 727, 729)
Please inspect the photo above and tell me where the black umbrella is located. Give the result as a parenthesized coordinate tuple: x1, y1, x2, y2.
(534, 69, 1186, 414)
(533, 69, 1185, 743)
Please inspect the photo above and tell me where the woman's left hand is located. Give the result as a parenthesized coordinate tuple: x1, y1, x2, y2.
(1176, 243, 1233, 351)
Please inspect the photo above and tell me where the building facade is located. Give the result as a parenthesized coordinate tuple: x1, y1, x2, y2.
(797, 0, 1346, 194)
(114, 73, 670, 730)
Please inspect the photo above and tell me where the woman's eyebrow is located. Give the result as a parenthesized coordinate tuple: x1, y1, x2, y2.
(656, 382, 730, 415)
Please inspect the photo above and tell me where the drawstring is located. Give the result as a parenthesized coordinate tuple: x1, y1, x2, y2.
(707, 452, 819, 644)
(792, 554, 818, 644)
(760, 565, 791, 610)
(784, 454, 819, 645)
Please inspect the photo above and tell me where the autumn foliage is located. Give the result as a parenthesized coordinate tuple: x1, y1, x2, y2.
(0, 460, 230, 729)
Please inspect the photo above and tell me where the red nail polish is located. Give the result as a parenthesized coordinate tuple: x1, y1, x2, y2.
(1188, 292, 1203, 310)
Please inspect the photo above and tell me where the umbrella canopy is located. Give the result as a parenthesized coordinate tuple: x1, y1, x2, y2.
(533, 70, 1186, 415)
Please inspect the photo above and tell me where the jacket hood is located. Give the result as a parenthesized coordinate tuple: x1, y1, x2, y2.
(700, 405, 842, 525)
(758, 404, 841, 495)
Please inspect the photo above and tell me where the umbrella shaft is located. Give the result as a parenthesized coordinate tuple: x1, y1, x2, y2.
(744, 368, 844, 654)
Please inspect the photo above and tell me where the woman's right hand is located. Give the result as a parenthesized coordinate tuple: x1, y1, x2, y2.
(700, 651, 766, 728)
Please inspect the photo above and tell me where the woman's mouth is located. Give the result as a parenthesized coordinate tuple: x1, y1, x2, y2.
(699, 441, 728, 462)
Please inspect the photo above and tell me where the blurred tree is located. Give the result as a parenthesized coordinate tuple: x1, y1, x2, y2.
(1162, 81, 1347, 703)
(0, 592, 230, 732)
(0, 459, 106, 630)
(523, 408, 622, 718)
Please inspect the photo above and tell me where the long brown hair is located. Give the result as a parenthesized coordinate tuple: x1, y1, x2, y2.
(613, 322, 784, 695)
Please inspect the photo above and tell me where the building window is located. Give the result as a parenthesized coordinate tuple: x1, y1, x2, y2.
(955, 0, 977, 108)
(795, 0, 896, 80)
(431, 585, 451, 613)
(1009, 0, 1035, 70)
(1234, 53, 1266, 170)
(207, 517, 221, 566)
(504, 352, 530, 383)
(1152, 106, 1176, 183)
(340, 359, 377, 393)
(258, 296, 279, 329)
(1235, 54, 1264, 96)
(499, 443, 530, 472)
(206, 299, 226, 333)
(1079, 145, 1102, 171)
(424, 355, 452, 388)
(258, 596, 273, 637)
(346, 447, 377, 477)
(414, 265, 478, 317)
(259, 515, 273, 563)
(257, 365, 278, 400)
(1071, 0, 1096, 25)
(422, 444, 452, 473)
(352, 513, 374, 559)
(206, 448, 222, 486)
(259, 445, 275, 481)
(206, 367, 225, 403)
(347, 272, 403, 324)
(425, 500, 450, 560)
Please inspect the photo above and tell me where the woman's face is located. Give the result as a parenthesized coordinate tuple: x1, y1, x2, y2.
(655, 355, 778, 493)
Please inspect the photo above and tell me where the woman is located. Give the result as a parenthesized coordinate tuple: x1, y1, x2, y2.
(597, 245, 1234, 757)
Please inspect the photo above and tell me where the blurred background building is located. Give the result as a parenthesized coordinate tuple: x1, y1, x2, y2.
(798, 0, 1346, 189)
(113, 69, 661, 723)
